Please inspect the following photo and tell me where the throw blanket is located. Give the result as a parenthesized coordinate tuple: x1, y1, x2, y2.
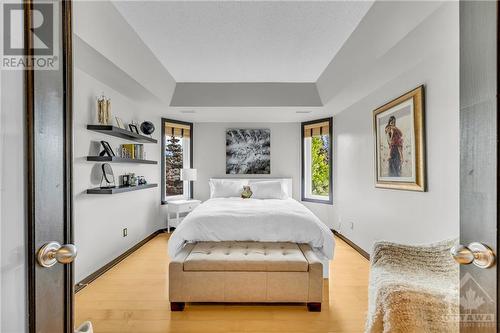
(366, 239, 459, 333)
(168, 198, 334, 260)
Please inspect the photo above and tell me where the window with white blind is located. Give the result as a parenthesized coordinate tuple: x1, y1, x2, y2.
(161, 118, 193, 203)
(301, 118, 333, 204)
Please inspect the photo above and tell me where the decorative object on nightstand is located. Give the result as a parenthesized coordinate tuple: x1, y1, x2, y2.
(166, 199, 201, 233)
(180, 168, 197, 198)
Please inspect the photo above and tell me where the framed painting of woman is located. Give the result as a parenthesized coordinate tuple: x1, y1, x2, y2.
(373, 85, 426, 191)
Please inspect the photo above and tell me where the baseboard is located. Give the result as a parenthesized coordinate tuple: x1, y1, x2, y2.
(332, 230, 370, 260)
(75, 229, 163, 293)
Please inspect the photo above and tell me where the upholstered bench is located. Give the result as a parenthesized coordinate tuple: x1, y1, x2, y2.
(169, 241, 323, 312)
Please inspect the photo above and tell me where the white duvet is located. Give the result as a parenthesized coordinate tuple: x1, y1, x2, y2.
(168, 198, 335, 260)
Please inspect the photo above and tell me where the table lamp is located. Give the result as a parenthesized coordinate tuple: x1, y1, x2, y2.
(180, 168, 197, 198)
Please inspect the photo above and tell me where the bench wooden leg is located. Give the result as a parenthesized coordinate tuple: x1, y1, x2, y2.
(170, 302, 185, 311)
(307, 302, 321, 312)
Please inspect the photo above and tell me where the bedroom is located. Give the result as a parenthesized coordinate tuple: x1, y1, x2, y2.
(0, 0, 497, 333)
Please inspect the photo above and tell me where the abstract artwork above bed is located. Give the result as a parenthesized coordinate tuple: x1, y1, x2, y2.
(226, 129, 271, 174)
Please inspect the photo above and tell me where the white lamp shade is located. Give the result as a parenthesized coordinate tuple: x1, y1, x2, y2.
(180, 168, 197, 181)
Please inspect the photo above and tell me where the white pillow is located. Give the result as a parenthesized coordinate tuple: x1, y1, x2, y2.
(209, 179, 245, 198)
(250, 181, 287, 199)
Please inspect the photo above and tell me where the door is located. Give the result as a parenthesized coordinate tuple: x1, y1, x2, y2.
(25, 0, 75, 332)
(455, 1, 498, 332)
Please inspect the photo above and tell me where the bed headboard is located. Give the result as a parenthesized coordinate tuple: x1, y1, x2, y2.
(211, 178, 293, 197)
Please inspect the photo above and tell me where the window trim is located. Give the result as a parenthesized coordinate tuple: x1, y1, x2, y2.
(301, 117, 333, 205)
(161, 118, 194, 204)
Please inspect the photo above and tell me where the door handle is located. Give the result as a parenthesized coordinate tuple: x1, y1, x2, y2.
(37, 241, 77, 268)
(450, 242, 495, 269)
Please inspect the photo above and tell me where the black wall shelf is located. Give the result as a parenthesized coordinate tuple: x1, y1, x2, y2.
(87, 156, 157, 164)
(87, 125, 157, 143)
(86, 183, 158, 194)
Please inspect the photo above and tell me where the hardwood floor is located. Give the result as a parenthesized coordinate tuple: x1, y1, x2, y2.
(75, 233, 369, 333)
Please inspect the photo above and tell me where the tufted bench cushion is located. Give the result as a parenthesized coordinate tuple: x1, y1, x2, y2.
(184, 242, 309, 272)
(169, 241, 324, 312)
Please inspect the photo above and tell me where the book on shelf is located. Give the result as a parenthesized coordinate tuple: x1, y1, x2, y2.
(120, 144, 145, 160)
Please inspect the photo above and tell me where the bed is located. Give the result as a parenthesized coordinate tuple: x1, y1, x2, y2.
(168, 178, 334, 311)
(168, 178, 335, 277)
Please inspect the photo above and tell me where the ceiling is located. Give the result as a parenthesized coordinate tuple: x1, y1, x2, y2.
(113, 1, 373, 83)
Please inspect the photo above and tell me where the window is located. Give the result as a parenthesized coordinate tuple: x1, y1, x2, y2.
(301, 118, 333, 204)
(161, 118, 193, 203)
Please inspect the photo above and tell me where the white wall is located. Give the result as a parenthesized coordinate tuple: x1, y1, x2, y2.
(315, 2, 460, 253)
(193, 122, 301, 201)
(72, 0, 178, 282)
(73, 68, 164, 282)
(0, 60, 27, 332)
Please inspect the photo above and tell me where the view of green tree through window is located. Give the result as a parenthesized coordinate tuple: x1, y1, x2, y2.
(311, 135, 330, 196)
(302, 118, 332, 204)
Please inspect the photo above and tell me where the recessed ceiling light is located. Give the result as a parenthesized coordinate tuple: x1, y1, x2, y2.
(296, 111, 312, 114)
(180, 110, 196, 114)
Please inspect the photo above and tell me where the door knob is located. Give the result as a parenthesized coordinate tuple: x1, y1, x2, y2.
(450, 242, 495, 269)
(37, 241, 77, 268)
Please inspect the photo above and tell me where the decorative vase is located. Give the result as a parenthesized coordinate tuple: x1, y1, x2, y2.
(97, 94, 111, 125)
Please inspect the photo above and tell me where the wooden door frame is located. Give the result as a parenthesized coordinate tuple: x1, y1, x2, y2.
(25, 0, 74, 332)
(494, 1, 499, 327)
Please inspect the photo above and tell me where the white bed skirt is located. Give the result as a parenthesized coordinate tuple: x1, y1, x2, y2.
(322, 259, 330, 278)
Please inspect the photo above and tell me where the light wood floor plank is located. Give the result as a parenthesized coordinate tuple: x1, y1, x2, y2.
(76, 233, 369, 333)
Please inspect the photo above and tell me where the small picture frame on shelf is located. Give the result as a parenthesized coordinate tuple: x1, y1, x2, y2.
(129, 124, 139, 134)
(99, 140, 115, 157)
(121, 174, 130, 186)
(115, 116, 125, 129)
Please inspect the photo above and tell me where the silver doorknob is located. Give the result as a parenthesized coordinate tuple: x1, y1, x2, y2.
(37, 241, 77, 268)
(450, 242, 495, 269)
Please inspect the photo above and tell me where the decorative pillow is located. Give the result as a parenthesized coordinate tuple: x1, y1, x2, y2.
(209, 179, 245, 198)
(250, 181, 286, 199)
(241, 186, 253, 199)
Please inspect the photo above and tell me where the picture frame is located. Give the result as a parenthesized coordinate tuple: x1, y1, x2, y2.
(115, 116, 125, 129)
(99, 140, 115, 157)
(121, 174, 130, 186)
(129, 124, 139, 134)
(226, 128, 271, 174)
(373, 85, 426, 191)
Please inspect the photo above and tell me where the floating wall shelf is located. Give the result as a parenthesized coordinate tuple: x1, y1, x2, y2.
(86, 156, 157, 164)
(86, 183, 158, 194)
(87, 125, 157, 143)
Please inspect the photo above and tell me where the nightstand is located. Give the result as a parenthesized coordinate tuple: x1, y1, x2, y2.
(166, 199, 201, 233)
